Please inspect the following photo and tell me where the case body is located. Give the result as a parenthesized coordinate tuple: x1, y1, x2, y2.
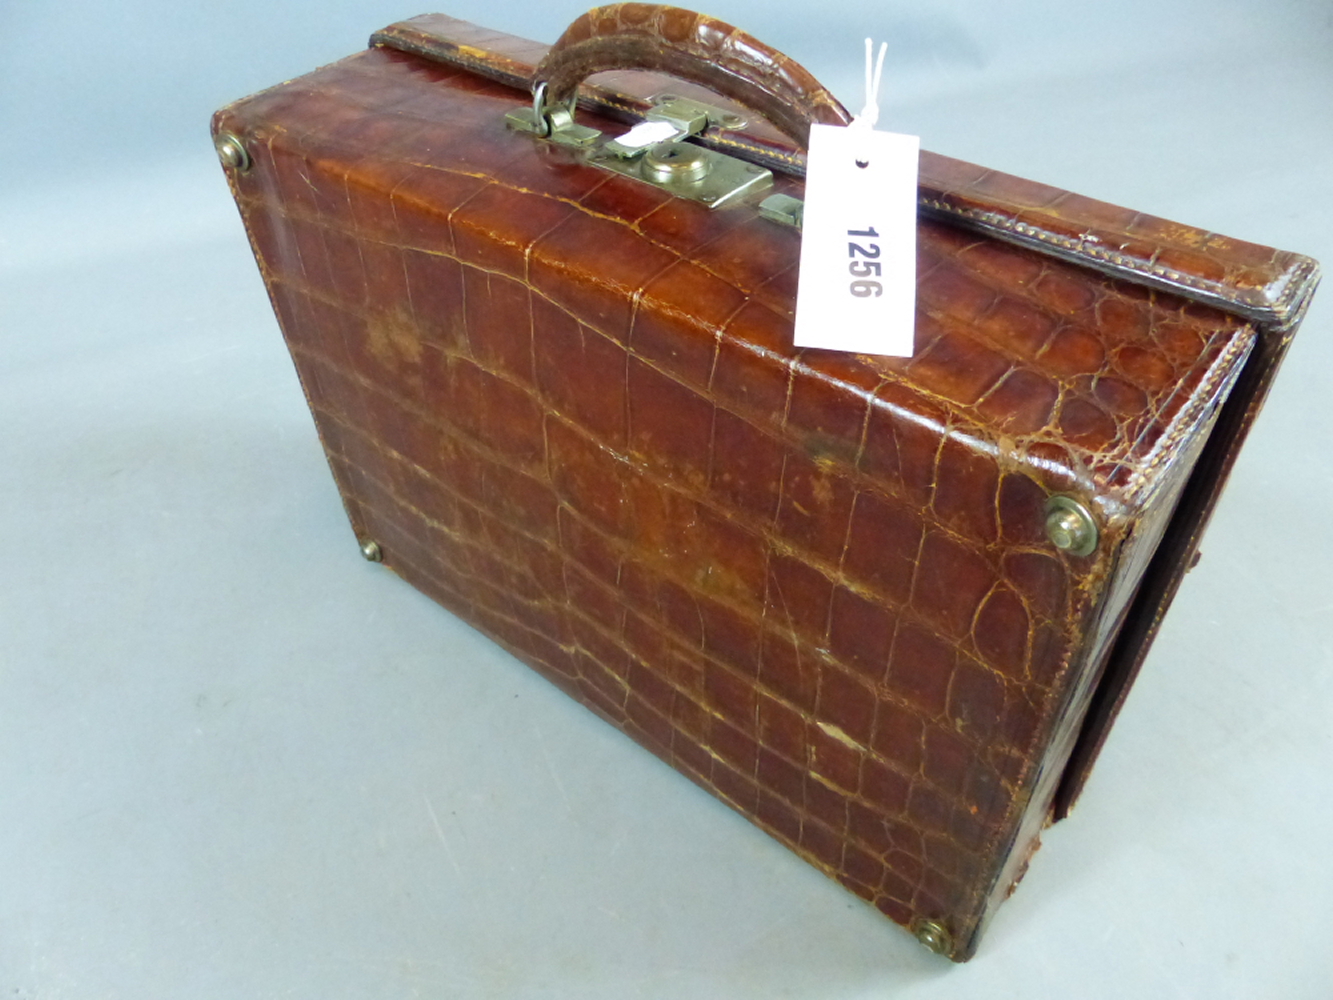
(213, 8, 1319, 959)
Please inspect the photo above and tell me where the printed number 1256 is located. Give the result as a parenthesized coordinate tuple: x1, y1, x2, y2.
(847, 227, 881, 298)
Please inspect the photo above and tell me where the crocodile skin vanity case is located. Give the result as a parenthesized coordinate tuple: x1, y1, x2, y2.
(212, 6, 1319, 960)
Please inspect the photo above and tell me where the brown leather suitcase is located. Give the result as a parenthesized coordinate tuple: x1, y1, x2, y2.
(212, 5, 1320, 960)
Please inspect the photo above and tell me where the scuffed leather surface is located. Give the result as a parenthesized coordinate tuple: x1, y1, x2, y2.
(215, 36, 1261, 958)
(533, 4, 852, 146)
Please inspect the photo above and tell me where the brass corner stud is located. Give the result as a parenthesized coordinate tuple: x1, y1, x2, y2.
(213, 131, 251, 172)
(359, 539, 383, 563)
(912, 918, 953, 956)
(1044, 495, 1099, 557)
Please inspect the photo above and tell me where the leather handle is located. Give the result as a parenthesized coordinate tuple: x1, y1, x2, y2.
(532, 4, 852, 146)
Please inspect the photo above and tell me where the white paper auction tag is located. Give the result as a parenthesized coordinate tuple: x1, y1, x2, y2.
(613, 119, 680, 149)
(793, 122, 920, 357)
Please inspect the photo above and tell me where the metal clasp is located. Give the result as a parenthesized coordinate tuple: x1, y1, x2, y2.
(602, 95, 748, 159)
(648, 94, 747, 132)
(504, 81, 601, 146)
(758, 193, 803, 229)
(504, 90, 771, 209)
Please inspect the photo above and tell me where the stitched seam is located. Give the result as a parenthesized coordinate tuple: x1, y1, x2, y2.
(1118, 328, 1255, 504)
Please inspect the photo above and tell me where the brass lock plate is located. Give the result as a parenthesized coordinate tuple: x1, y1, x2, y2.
(505, 96, 772, 208)
(588, 140, 773, 208)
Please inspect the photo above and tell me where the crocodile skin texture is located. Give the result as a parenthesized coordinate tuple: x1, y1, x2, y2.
(533, 5, 852, 145)
(372, 7, 1321, 828)
(212, 15, 1309, 959)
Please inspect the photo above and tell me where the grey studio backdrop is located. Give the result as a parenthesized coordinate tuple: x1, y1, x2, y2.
(2, 0, 1330, 996)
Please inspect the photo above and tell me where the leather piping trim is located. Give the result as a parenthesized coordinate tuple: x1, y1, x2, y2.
(367, 27, 537, 90)
(918, 199, 1321, 332)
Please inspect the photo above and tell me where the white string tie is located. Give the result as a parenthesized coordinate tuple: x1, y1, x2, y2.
(853, 37, 888, 129)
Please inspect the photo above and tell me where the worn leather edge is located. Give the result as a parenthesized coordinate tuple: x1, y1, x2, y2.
(1051, 317, 1306, 815)
(207, 108, 377, 554)
(961, 322, 1257, 959)
(371, 13, 1322, 332)
(1052, 236, 1317, 813)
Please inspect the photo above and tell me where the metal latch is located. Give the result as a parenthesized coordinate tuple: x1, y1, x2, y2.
(504, 84, 601, 147)
(640, 95, 746, 136)
(505, 90, 772, 209)
(758, 193, 803, 229)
